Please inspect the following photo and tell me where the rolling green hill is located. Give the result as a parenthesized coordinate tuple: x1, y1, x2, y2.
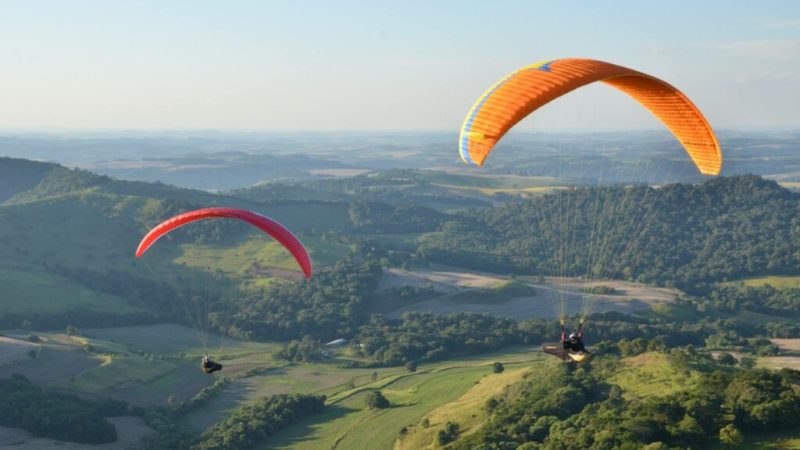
(230, 169, 495, 212)
(0, 157, 78, 203)
(0, 159, 356, 329)
(417, 175, 800, 292)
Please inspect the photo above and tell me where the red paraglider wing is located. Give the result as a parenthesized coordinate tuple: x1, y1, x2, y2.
(135, 207, 312, 278)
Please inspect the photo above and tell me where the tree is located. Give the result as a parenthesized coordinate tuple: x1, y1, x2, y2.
(192, 394, 325, 450)
(437, 422, 460, 445)
(66, 325, 79, 336)
(719, 424, 743, 447)
(717, 352, 737, 366)
(530, 416, 558, 442)
(405, 361, 418, 372)
(0, 375, 120, 444)
(275, 335, 322, 362)
(366, 391, 390, 409)
(738, 356, 757, 369)
(493, 362, 504, 373)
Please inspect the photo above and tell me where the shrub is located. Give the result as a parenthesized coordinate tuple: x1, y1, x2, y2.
(366, 391, 390, 410)
(492, 362, 504, 373)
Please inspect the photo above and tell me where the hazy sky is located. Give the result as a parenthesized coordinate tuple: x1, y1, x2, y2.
(1, 0, 798, 131)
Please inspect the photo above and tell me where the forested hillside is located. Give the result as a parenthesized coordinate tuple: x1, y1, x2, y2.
(0, 157, 102, 203)
(448, 359, 800, 449)
(417, 175, 800, 291)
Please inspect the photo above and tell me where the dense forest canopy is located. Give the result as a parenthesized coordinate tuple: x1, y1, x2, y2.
(0, 374, 132, 444)
(191, 394, 326, 450)
(418, 175, 800, 292)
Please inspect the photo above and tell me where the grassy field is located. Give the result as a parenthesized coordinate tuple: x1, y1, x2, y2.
(84, 323, 281, 358)
(748, 432, 800, 449)
(396, 365, 533, 450)
(262, 347, 543, 450)
(0, 190, 353, 305)
(758, 356, 800, 371)
(609, 352, 700, 399)
(182, 348, 543, 436)
(53, 356, 177, 393)
(0, 326, 271, 406)
(0, 338, 106, 387)
(736, 310, 798, 326)
(740, 276, 800, 289)
(0, 267, 140, 316)
(173, 234, 350, 276)
(180, 364, 403, 432)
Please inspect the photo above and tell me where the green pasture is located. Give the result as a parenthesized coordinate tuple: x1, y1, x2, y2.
(263, 347, 542, 450)
(0, 191, 352, 280)
(397, 365, 533, 450)
(264, 366, 493, 450)
(0, 267, 141, 316)
(747, 431, 800, 449)
(740, 275, 800, 290)
(609, 352, 700, 399)
(84, 324, 280, 358)
(180, 364, 406, 432)
(53, 356, 177, 394)
(172, 234, 349, 276)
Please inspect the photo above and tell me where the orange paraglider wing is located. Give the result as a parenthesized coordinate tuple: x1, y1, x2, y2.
(459, 58, 722, 175)
(135, 207, 312, 278)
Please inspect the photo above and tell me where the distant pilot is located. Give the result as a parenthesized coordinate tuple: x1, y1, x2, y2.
(202, 355, 222, 374)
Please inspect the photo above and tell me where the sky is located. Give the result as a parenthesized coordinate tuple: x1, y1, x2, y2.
(1, 0, 798, 131)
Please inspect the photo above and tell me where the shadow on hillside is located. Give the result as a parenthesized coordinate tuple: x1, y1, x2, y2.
(263, 404, 355, 448)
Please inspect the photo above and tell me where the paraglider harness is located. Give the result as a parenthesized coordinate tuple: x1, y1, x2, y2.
(542, 321, 589, 363)
(562, 324, 586, 353)
(202, 355, 223, 374)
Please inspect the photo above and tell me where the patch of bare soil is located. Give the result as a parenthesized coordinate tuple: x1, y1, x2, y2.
(760, 356, 800, 370)
(772, 339, 800, 353)
(379, 267, 507, 292)
(379, 268, 677, 320)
